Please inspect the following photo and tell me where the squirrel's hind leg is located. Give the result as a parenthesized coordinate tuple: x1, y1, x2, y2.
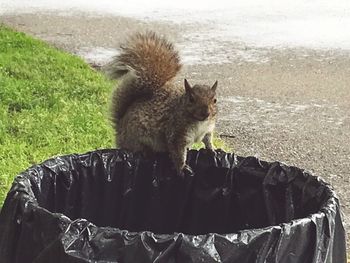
(118, 139, 155, 158)
(167, 138, 194, 176)
(202, 132, 214, 150)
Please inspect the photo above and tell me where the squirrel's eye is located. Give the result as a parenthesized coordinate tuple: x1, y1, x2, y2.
(213, 98, 217, 104)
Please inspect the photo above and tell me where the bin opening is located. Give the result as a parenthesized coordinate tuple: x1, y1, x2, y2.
(30, 149, 328, 235)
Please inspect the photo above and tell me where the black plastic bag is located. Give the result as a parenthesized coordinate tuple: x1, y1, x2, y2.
(0, 149, 346, 262)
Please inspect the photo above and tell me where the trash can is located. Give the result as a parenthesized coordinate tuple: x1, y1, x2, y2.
(0, 149, 346, 262)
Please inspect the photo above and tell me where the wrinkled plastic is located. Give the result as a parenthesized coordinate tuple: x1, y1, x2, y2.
(0, 149, 346, 263)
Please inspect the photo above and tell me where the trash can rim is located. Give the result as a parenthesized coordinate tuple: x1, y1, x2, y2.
(11, 148, 340, 240)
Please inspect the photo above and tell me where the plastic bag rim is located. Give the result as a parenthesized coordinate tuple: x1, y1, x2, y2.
(11, 148, 340, 240)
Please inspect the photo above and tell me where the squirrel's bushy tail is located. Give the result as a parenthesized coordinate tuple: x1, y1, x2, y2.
(106, 31, 181, 125)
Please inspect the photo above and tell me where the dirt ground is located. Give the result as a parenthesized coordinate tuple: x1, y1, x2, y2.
(1, 13, 349, 249)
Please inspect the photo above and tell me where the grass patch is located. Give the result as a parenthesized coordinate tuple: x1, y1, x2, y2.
(192, 135, 229, 151)
(0, 25, 114, 204)
(0, 25, 229, 205)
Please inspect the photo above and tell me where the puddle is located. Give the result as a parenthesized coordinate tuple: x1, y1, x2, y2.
(2, 0, 350, 50)
(2, 0, 350, 66)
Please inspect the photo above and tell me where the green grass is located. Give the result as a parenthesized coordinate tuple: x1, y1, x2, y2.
(0, 25, 115, 204)
(0, 25, 228, 205)
(193, 136, 228, 151)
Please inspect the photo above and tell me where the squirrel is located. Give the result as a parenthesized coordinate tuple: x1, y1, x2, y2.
(105, 31, 218, 175)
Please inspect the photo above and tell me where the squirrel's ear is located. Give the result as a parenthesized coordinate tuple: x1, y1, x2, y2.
(184, 79, 192, 93)
(211, 81, 218, 92)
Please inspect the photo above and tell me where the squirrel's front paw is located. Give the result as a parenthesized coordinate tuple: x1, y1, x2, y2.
(177, 164, 193, 177)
